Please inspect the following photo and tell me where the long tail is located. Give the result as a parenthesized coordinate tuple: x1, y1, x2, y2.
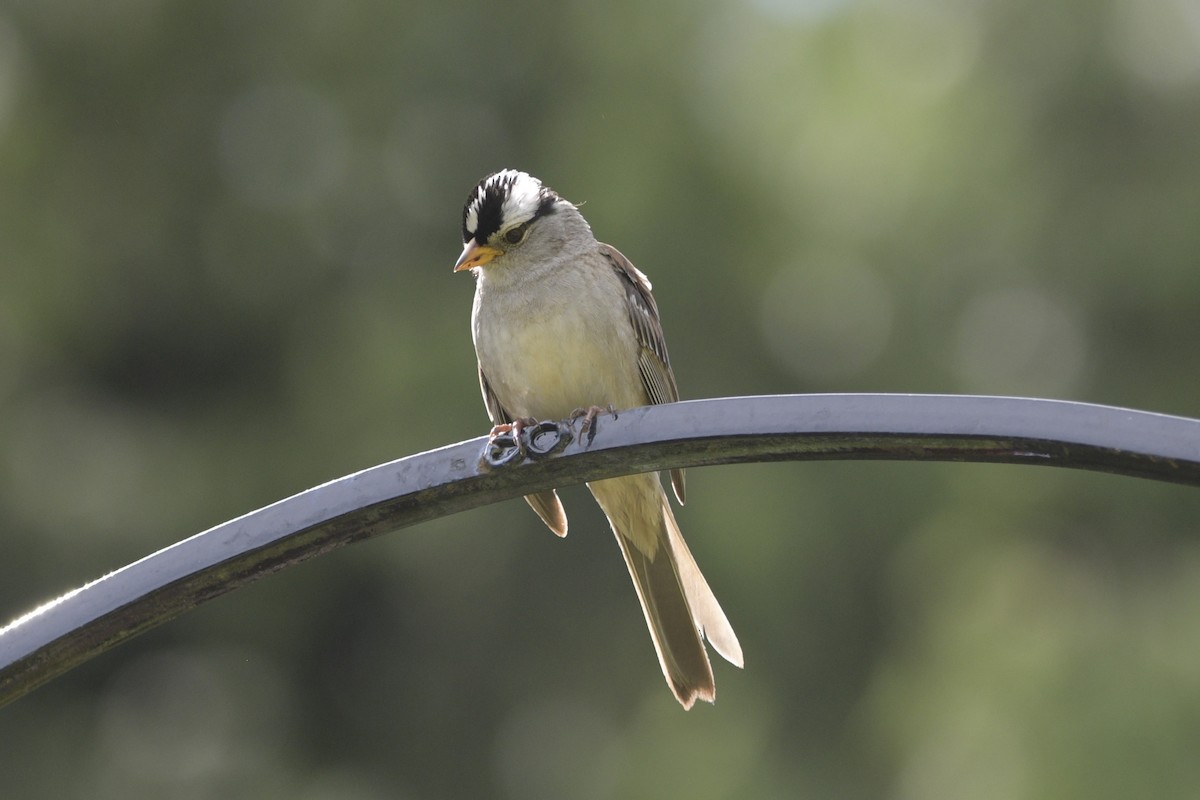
(588, 473, 743, 709)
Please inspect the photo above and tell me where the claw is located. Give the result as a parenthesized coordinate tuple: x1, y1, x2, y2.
(570, 404, 617, 446)
(489, 417, 537, 454)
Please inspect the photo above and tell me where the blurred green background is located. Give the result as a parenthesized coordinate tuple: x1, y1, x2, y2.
(3, 0, 1200, 797)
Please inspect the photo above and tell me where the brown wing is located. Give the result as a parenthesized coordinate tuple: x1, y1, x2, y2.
(479, 366, 568, 537)
(598, 243, 686, 505)
(478, 365, 511, 427)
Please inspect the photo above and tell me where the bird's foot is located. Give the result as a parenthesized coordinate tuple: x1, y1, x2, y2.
(570, 404, 617, 446)
(483, 417, 572, 467)
(489, 417, 538, 454)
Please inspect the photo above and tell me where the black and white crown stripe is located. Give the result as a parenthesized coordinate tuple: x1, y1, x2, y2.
(462, 169, 561, 245)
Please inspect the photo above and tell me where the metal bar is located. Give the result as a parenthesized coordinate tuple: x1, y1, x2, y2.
(3, 393, 1200, 707)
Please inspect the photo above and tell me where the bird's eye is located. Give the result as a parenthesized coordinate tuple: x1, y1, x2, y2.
(503, 224, 527, 245)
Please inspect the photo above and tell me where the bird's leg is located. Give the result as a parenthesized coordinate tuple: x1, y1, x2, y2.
(570, 404, 617, 446)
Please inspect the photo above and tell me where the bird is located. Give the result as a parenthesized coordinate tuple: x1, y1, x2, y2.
(453, 169, 743, 708)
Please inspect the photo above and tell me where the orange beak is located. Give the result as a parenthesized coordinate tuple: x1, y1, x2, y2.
(453, 241, 502, 272)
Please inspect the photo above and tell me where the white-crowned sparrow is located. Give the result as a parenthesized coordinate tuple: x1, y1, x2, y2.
(454, 169, 742, 708)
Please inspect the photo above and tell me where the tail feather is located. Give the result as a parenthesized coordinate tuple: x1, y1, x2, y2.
(589, 474, 741, 708)
(659, 492, 744, 669)
(613, 517, 715, 709)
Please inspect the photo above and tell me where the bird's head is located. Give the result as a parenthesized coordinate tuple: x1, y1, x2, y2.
(453, 170, 586, 272)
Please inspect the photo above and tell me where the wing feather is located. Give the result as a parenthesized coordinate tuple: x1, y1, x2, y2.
(599, 243, 687, 504)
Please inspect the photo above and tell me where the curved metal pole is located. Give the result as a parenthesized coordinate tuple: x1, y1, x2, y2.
(3, 393, 1200, 707)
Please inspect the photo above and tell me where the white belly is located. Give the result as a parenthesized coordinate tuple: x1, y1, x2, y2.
(472, 264, 646, 421)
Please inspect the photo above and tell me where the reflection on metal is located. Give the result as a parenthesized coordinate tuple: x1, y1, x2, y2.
(3, 393, 1200, 707)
